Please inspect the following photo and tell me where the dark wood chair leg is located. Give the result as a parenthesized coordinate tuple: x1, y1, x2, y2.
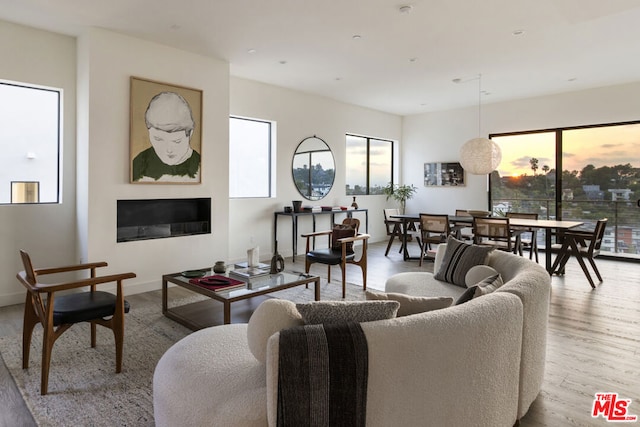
(22, 293, 39, 370)
(587, 257, 603, 282)
(385, 233, 396, 256)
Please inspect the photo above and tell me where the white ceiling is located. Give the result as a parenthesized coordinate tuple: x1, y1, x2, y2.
(3, 0, 640, 115)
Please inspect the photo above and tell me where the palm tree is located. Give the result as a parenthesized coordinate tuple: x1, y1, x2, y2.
(530, 158, 539, 176)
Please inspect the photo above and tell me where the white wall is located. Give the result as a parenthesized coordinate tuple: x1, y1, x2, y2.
(229, 77, 403, 262)
(0, 21, 77, 306)
(76, 28, 230, 295)
(402, 82, 640, 215)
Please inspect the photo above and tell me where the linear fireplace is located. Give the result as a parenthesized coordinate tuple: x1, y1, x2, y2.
(117, 198, 211, 242)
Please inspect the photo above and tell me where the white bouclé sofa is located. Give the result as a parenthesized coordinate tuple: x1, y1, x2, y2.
(153, 243, 551, 426)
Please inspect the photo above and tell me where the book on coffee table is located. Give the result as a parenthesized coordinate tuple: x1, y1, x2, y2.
(229, 267, 271, 281)
(188, 275, 246, 292)
(233, 261, 270, 269)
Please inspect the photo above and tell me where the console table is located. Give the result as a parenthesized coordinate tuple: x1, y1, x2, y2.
(274, 208, 368, 261)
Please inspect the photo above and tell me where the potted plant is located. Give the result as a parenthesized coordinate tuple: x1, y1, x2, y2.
(383, 183, 418, 214)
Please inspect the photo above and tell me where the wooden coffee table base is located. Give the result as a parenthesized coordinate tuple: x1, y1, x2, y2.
(163, 293, 271, 330)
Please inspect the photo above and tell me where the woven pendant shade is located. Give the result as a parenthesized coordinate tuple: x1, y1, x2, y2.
(459, 137, 502, 175)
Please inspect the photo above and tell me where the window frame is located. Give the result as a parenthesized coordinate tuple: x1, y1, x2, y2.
(0, 80, 62, 205)
(489, 119, 640, 260)
(229, 115, 275, 199)
(345, 133, 394, 196)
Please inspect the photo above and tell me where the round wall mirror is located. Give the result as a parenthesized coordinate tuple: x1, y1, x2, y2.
(292, 136, 335, 201)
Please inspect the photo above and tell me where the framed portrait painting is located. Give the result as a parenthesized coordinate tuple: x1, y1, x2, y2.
(130, 77, 203, 184)
(424, 162, 465, 186)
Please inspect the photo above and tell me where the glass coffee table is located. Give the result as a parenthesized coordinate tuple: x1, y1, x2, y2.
(162, 269, 320, 330)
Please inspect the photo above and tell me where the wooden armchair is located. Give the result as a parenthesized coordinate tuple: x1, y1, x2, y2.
(550, 219, 607, 288)
(16, 250, 136, 395)
(451, 209, 474, 241)
(418, 213, 451, 266)
(302, 218, 369, 298)
(473, 217, 515, 252)
(383, 208, 404, 255)
(507, 212, 539, 262)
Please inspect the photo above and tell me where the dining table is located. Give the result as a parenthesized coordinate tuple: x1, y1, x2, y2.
(392, 214, 584, 273)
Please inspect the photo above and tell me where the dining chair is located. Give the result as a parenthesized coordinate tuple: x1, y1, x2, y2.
(451, 209, 474, 241)
(302, 218, 370, 298)
(418, 213, 451, 266)
(473, 217, 514, 252)
(507, 212, 539, 262)
(550, 218, 607, 288)
(383, 208, 404, 256)
(16, 250, 136, 395)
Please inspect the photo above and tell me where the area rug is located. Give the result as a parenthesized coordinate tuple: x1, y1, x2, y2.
(0, 280, 365, 426)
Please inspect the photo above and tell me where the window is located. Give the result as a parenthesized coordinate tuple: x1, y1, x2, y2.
(229, 116, 274, 198)
(490, 121, 640, 258)
(345, 134, 393, 195)
(0, 81, 61, 204)
(11, 181, 40, 203)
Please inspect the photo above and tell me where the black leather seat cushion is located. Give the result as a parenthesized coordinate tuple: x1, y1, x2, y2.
(53, 291, 130, 325)
(307, 248, 356, 266)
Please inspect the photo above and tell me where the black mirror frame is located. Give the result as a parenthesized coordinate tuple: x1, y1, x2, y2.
(292, 135, 335, 201)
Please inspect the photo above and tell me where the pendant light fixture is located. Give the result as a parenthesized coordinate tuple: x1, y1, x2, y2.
(457, 74, 502, 175)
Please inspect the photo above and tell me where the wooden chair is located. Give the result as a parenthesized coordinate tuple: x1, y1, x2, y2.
(383, 208, 404, 256)
(550, 219, 607, 288)
(418, 213, 451, 266)
(507, 212, 539, 262)
(451, 209, 474, 241)
(473, 217, 514, 252)
(16, 250, 136, 395)
(302, 218, 369, 298)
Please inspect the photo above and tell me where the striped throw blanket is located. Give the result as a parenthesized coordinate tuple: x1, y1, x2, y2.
(277, 322, 368, 427)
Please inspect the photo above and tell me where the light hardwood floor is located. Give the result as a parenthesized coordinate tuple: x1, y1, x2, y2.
(1, 241, 638, 426)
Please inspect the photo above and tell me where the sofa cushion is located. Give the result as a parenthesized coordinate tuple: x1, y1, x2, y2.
(465, 265, 500, 288)
(456, 273, 504, 305)
(296, 301, 399, 324)
(365, 290, 453, 316)
(247, 299, 304, 364)
(434, 236, 494, 287)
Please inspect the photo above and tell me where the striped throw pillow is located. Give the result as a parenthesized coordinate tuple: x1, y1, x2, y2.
(434, 236, 493, 287)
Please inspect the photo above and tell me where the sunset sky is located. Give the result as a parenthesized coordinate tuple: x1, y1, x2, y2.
(493, 123, 640, 177)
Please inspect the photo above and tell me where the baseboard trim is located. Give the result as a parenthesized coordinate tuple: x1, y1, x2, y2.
(0, 291, 26, 308)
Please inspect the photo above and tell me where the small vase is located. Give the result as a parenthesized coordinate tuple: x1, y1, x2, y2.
(351, 196, 359, 209)
(213, 261, 226, 274)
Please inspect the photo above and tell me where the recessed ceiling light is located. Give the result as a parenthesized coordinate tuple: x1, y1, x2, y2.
(399, 5, 413, 14)
(352, 34, 362, 40)
(512, 29, 525, 36)
(279, 60, 287, 65)
(409, 57, 418, 63)
(568, 77, 577, 82)
(247, 49, 257, 54)
(335, 77, 343, 81)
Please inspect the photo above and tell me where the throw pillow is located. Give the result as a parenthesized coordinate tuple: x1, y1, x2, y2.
(464, 265, 500, 288)
(434, 235, 494, 287)
(473, 273, 504, 296)
(247, 299, 304, 364)
(455, 273, 504, 305)
(296, 300, 399, 325)
(331, 223, 357, 253)
(365, 290, 453, 317)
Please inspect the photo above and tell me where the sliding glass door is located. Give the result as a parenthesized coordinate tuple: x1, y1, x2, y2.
(490, 121, 640, 258)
